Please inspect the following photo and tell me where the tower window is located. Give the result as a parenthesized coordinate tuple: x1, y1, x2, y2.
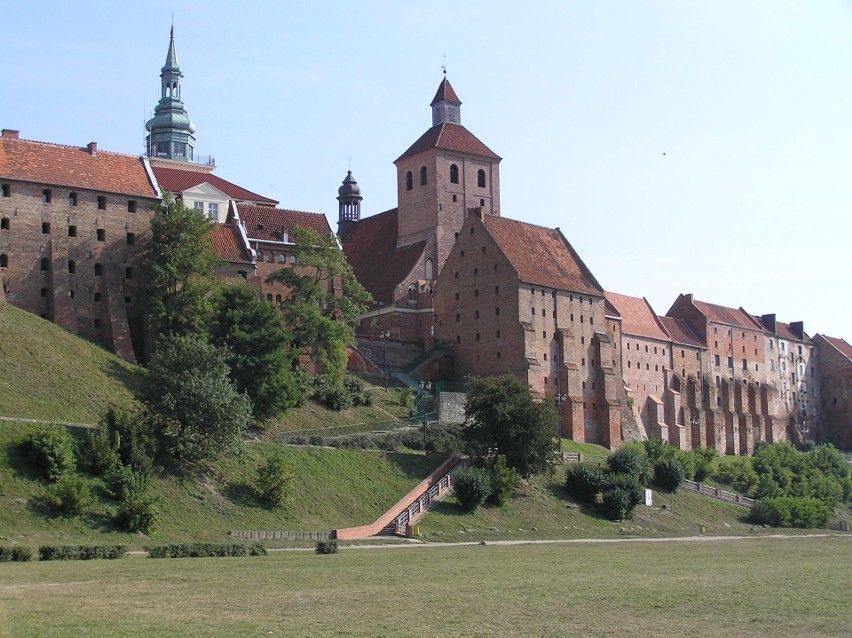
(1, 184, 9, 197)
(420, 166, 427, 185)
(40, 258, 49, 271)
(94, 263, 103, 276)
(0, 254, 7, 268)
(128, 200, 137, 213)
(97, 229, 105, 242)
(42, 222, 51, 234)
(0, 218, 8, 230)
(94, 293, 101, 302)
(42, 189, 52, 204)
(477, 169, 486, 188)
(68, 225, 77, 237)
(68, 192, 78, 206)
(405, 171, 413, 191)
(97, 196, 106, 210)
(68, 260, 76, 274)
(450, 164, 459, 184)
(126, 232, 135, 245)
(40, 287, 47, 297)
(125, 267, 133, 279)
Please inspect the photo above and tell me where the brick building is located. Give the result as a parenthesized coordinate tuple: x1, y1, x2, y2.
(0, 129, 160, 362)
(812, 334, 851, 448)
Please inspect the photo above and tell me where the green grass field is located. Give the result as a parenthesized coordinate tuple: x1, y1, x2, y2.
(0, 536, 848, 637)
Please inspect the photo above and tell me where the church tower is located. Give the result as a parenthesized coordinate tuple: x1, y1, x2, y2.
(393, 75, 501, 278)
(336, 170, 362, 240)
(145, 27, 197, 162)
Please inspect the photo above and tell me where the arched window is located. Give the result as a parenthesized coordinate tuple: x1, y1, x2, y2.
(450, 164, 459, 184)
(425, 258, 434, 280)
(408, 285, 417, 303)
(477, 169, 486, 188)
(420, 166, 427, 185)
(266, 293, 273, 303)
(405, 171, 413, 191)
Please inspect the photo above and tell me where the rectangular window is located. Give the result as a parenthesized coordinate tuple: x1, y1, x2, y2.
(41, 222, 50, 234)
(68, 225, 77, 237)
(0, 218, 8, 230)
(728, 357, 733, 368)
(125, 267, 133, 279)
(208, 203, 219, 219)
(237, 271, 247, 279)
(97, 196, 106, 210)
(194, 201, 205, 211)
(1, 184, 9, 197)
(126, 232, 135, 245)
(68, 192, 78, 206)
(96, 229, 105, 242)
(128, 200, 137, 213)
(714, 354, 720, 366)
(42, 189, 52, 204)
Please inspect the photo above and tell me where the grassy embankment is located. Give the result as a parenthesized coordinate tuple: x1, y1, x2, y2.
(0, 536, 849, 637)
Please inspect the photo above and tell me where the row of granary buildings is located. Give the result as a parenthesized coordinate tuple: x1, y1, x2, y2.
(0, 30, 849, 452)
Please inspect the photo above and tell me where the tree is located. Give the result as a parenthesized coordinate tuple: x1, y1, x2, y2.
(266, 227, 370, 381)
(141, 334, 253, 461)
(256, 452, 296, 508)
(462, 374, 558, 478)
(143, 196, 221, 341)
(209, 282, 305, 419)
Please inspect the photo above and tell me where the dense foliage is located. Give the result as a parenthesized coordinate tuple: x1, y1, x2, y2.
(487, 455, 522, 507)
(463, 374, 558, 477)
(654, 457, 688, 492)
(21, 428, 76, 482)
(256, 452, 296, 508)
(453, 466, 493, 512)
(49, 474, 93, 516)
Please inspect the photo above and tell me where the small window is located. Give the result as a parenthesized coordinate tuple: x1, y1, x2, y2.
(69, 192, 78, 206)
(477, 169, 486, 188)
(0, 218, 8, 230)
(450, 164, 459, 184)
(495, 285, 499, 294)
(475, 310, 480, 319)
(40, 257, 49, 271)
(68, 225, 77, 237)
(267, 253, 274, 263)
(126, 232, 135, 245)
(278, 253, 286, 263)
(420, 166, 427, 185)
(125, 267, 133, 279)
(456, 335, 461, 344)
(97, 196, 106, 210)
(455, 292, 460, 301)
(452, 194, 457, 202)
(40, 287, 47, 297)
(290, 254, 297, 264)
(495, 307, 500, 316)
(42, 189, 52, 204)
(237, 271, 247, 279)
(456, 314, 460, 322)
(496, 330, 501, 338)
(476, 333, 480, 341)
(474, 289, 479, 297)
(0, 254, 8, 268)
(94, 319, 100, 328)
(96, 229, 105, 242)
(94, 263, 103, 276)
(257, 250, 264, 260)
(275, 294, 282, 304)
(266, 294, 273, 302)
(405, 171, 413, 191)
(1, 184, 9, 197)
(69, 290, 74, 299)
(67, 260, 76, 274)
(128, 200, 137, 213)
(94, 293, 101, 302)
(480, 198, 485, 206)
(42, 222, 51, 234)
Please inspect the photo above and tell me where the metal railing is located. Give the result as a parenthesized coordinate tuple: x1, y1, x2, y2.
(681, 479, 755, 508)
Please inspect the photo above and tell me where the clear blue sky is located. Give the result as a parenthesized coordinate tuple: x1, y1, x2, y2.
(2, 1, 850, 339)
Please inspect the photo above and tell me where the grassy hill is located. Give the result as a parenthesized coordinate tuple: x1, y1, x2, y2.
(0, 302, 142, 422)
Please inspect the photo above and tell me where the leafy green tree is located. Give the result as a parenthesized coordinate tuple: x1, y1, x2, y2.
(462, 374, 558, 478)
(266, 227, 370, 381)
(607, 446, 652, 485)
(209, 282, 304, 419)
(487, 454, 521, 507)
(141, 334, 253, 461)
(256, 452, 296, 508)
(453, 466, 493, 512)
(22, 428, 76, 482)
(143, 196, 221, 341)
(50, 474, 93, 516)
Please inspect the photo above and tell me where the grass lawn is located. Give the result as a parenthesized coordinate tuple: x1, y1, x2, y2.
(0, 536, 848, 637)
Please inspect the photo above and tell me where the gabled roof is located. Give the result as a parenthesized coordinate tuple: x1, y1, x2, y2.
(430, 78, 461, 106)
(342, 209, 427, 304)
(483, 215, 604, 296)
(234, 204, 331, 242)
(396, 123, 500, 163)
(604, 292, 668, 341)
(211, 224, 252, 264)
(658, 317, 705, 349)
(152, 166, 277, 205)
(816, 334, 852, 360)
(691, 298, 764, 330)
(0, 134, 158, 198)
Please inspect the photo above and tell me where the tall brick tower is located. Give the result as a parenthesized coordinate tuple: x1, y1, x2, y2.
(145, 27, 197, 162)
(393, 75, 502, 279)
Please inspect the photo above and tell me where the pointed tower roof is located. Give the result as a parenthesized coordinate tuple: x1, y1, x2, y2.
(163, 26, 180, 72)
(430, 77, 461, 106)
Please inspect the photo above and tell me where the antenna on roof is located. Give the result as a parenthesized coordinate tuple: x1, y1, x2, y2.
(348, 155, 351, 171)
(442, 53, 447, 76)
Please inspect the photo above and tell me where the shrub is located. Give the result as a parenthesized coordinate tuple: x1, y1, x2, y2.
(398, 387, 415, 413)
(424, 422, 465, 453)
(0, 546, 32, 562)
(692, 447, 718, 482)
(50, 474, 93, 516)
(315, 383, 352, 411)
(602, 473, 645, 511)
(39, 545, 126, 561)
(716, 457, 758, 494)
(145, 543, 250, 558)
(564, 463, 607, 503)
(105, 463, 149, 501)
(750, 497, 831, 529)
(79, 425, 119, 476)
(654, 457, 687, 492)
(487, 455, 521, 507)
(607, 446, 651, 484)
(453, 466, 492, 512)
(98, 408, 155, 474)
(21, 428, 76, 482)
(249, 544, 268, 556)
(643, 438, 670, 463)
(315, 540, 338, 554)
(114, 492, 159, 534)
(599, 488, 635, 521)
(256, 452, 296, 508)
(343, 376, 372, 406)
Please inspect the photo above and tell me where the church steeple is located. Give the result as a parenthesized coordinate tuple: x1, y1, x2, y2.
(146, 27, 197, 162)
(336, 170, 362, 240)
(431, 76, 462, 126)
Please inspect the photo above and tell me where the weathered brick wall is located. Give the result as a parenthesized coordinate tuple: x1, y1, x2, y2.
(815, 337, 852, 448)
(437, 391, 466, 424)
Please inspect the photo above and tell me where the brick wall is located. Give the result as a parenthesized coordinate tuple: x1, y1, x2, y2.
(815, 336, 852, 448)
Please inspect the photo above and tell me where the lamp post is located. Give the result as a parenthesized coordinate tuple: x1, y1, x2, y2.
(379, 330, 391, 391)
(419, 380, 433, 451)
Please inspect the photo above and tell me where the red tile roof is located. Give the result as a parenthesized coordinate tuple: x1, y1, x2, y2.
(692, 299, 764, 330)
(152, 166, 277, 205)
(658, 317, 705, 348)
(235, 204, 331, 242)
(604, 292, 668, 341)
(430, 78, 461, 106)
(211, 224, 252, 264)
(484, 215, 604, 296)
(0, 135, 158, 197)
(818, 335, 852, 360)
(396, 123, 500, 163)
(342, 209, 427, 304)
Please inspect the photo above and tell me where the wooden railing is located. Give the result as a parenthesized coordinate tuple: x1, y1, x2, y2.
(681, 480, 755, 508)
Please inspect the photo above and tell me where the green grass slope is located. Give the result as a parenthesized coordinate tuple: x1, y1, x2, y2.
(0, 302, 142, 422)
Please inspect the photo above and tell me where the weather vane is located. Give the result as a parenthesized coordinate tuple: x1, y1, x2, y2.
(442, 53, 447, 76)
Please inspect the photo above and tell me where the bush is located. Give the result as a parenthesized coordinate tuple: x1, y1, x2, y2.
(50, 474, 93, 516)
(145, 543, 251, 558)
(315, 540, 338, 554)
(607, 446, 651, 485)
(97, 408, 155, 474)
(315, 382, 352, 411)
(0, 546, 33, 562)
(716, 458, 759, 494)
(256, 452, 296, 508)
(453, 466, 492, 512)
(654, 457, 687, 492)
(564, 463, 607, 503)
(599, 488, 635, 521)
(602, 473, 645, 511)
(692, 447, 718, 482)
(21, 428, 76, 482)
(487, 455, 521, 507)
(343, 376, 373, 406)
(38, 545, 126, 561)
(79, 425, 119, 476)
(750, 497, 831, 529)
(114, 492, 159, 534)
(424, 422, 465, 454)
(105, 463, 149, 501)
(249, 543, 268, 556)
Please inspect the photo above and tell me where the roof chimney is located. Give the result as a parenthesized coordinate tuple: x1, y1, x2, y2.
(761, 313, 776, 333)
(790, 321, 804, 340)
(87, 142, 98, 156)
(1, 129, 20, 140)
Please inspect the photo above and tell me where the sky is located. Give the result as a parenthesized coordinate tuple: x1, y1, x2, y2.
(2, 1, 850, 339)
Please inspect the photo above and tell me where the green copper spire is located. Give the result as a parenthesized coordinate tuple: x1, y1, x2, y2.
(145, 26, 196, 162)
